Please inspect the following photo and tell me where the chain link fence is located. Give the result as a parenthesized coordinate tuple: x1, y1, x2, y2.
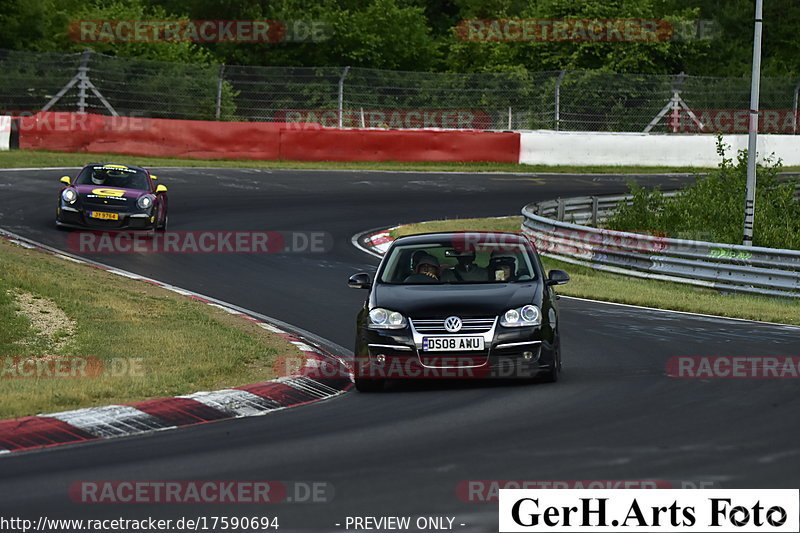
(1, 48, 799, 132)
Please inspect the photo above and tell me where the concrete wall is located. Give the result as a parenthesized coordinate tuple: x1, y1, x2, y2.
(0, 116, 10, 151)
(519, 130, 800, 166)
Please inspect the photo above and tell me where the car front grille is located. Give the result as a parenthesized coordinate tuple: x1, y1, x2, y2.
(410, 317, 496, 334)
(82, 200, 131, 210)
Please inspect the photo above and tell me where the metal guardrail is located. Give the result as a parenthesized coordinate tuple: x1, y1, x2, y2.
(521, 190, 800, 298)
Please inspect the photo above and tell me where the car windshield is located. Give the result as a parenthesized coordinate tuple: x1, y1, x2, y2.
(379, 241, 537, 284)
(74, 165, 151, 191)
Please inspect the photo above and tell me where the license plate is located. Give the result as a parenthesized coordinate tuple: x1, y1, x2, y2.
(423, 336, 484, 352)
(89, 211, 119, 220)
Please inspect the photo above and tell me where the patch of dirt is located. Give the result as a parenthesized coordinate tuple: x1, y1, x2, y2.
(9, 290, 76, 351)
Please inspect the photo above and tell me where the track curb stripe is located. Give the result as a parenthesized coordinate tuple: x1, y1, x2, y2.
(0, 229, 353, 454)
(0, 416, 98, 451)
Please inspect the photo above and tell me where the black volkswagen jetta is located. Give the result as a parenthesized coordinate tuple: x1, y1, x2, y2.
(348, 232, 569, 392)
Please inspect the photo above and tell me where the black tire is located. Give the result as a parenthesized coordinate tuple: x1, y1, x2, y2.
(539, 336, 561, 383)
(354, 376, 385, 392)
(352, 344, 384, 392)
(156, 214, 168, 232)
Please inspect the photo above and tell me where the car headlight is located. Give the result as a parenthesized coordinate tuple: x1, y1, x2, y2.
(61, 188, 77, 204)
(137, 195, 154, 209)
(368, 308, 407, 329)
(500, 304, 541, 327)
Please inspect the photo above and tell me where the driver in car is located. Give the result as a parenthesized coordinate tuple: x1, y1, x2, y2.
(91, 168, 109, 185)
(404, 253, 440, 283)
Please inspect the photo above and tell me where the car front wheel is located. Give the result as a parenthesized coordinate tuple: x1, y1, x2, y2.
(539, 335, 561, 383)
(354, 376, 385, 392)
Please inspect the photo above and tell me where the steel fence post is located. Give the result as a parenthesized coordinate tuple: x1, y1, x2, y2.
(215, 64, 225, 120)
(338, 66, 350, 128)
(554, 70, 566, 131)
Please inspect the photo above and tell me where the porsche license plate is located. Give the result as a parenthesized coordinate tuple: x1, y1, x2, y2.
(90, 211, 119, 220)
(423, 336, 484, 351)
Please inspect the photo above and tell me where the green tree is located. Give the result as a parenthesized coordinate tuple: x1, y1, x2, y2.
(607, 138, 800, 249)
(0, 0, 211, 63)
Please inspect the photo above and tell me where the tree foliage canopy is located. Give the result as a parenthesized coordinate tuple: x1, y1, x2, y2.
(0, 0, 798, 75)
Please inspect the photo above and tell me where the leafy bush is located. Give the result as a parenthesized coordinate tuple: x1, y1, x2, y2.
(606, 137, 800, 249)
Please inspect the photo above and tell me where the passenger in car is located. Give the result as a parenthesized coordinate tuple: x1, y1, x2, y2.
(441, 252, 487, 282)
(488, 254, 517, 282)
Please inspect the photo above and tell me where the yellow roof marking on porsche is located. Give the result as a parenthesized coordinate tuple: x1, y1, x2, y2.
(103, 164, 129, 169)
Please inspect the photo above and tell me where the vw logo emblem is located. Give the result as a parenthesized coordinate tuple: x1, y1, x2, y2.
(444, 316, 462, 333)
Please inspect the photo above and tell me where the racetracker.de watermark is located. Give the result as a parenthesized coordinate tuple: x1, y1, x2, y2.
(69, 20, 330, 43)
(68, 481, 333, 504)
(666, 356, 800, 379)
(1, 356, 144, 379)
(455, 18, 716, 42)
(677, 110, 800, 134)
(457, 480, 681, 503)
(275, 354, 545, 380)
(9, 112, 151, 133)
(275, 109, 493, 129)
(67, 231, 332, 254)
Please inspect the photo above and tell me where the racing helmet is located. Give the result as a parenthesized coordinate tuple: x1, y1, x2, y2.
(488, 252, 517, 281)
(90, 168, 107, 185)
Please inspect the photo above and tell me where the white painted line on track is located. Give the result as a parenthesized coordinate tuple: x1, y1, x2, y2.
(560, 295, 800, 329)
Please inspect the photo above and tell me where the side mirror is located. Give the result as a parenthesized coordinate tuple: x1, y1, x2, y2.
(155, 184, 168, 193)
(150, 175, 158, 180)
(348, 272, 371, 289)
(60, 176, 71, 185)
(546, 269, 570, 286)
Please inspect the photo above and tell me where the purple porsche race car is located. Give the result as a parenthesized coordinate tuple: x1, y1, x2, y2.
(56, 163, 168, 232)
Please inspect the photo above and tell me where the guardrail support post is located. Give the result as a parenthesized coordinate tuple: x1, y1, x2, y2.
(557, 198, 565, 221)
(591, 196, 599, 226)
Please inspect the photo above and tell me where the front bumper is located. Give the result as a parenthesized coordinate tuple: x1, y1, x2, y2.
(57, 206, 156, 231)
(357, 323, 554, 380)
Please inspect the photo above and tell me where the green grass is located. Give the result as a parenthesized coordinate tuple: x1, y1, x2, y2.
(391, 217, 800, 326)
(0, 149, 726, 174)
(0, 238, 302, 419)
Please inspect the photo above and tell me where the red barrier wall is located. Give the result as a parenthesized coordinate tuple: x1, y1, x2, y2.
(17, 112, 520, 163)
(279, 128, 519, 162)
(19, 113, 284, 160)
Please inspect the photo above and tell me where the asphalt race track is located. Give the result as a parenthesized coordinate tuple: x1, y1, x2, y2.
(1, 168, 799, 532)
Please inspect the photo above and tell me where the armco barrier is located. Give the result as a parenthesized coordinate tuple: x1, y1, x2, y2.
(521, 192, 800, 298)
(15, 112, 521, 163)
(519, 131, 800, 167)
(0, 115, 10, 150)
